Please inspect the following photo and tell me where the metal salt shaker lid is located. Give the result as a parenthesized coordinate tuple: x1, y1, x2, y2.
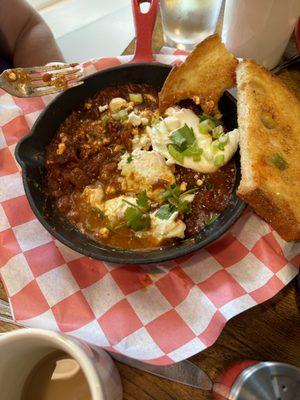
(229, 362, 300, 400)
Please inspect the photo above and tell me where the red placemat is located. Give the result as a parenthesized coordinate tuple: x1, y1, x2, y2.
(0, 54, 299, 365)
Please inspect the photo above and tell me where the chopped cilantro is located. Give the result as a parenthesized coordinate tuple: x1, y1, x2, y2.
(156, 204, 176, 220)
(163, 184, 181, 200)
(176, 199, 191, 214)
(136, 191, 150, 210)
(270, 153, 287, 170)
(124, 207, 150, 231)
(127, 154, 133, 164)
(119, 148, 126, 155)
(170, 124, 196, 151)
(162, 184, 191, 215)
(204, 212, 220, 225)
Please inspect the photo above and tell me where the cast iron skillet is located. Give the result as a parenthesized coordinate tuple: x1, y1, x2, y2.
(15, 0, 245, 264)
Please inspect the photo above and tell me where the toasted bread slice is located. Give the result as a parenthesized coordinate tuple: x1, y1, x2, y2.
(237, 60, 300, 242)
(159, 34, 238, 115)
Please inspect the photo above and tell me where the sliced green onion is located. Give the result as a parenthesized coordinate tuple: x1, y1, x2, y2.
(219, 134, 229, 143)
(182, 142, 203, 161)
(214, 154, 225, 167)
(112, 109, 128, 121)
(203, 149, 213, 161)
(155, 120, 168, 135)
(270, 153, 287, 170)
(212, 140, 220, 153)
(192, 152, 202, 162)
(212, 125, 224, 139)
(129, 93, 143, 104)
(167, 144, 184, 163)
(217, 135, 228, 150)
(199, 120, 213, 135)
(199, 113, 222, 127)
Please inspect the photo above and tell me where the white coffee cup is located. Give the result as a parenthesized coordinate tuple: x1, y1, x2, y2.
(222, 0, 300, 69)
(0, 328, 123, 400)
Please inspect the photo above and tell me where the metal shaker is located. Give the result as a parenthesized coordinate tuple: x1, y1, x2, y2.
(213, 361, 300, 399)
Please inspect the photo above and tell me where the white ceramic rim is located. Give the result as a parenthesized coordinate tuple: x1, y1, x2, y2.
(0, 328, 104, 400)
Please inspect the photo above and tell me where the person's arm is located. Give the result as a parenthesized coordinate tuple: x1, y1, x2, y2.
(0, 0, 64, 67)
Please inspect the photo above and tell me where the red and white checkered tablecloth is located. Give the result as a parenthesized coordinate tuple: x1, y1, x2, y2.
(0, 54, 299, 365)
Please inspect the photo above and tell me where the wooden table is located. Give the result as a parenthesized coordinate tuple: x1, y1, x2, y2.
(1, 11, 300, 400)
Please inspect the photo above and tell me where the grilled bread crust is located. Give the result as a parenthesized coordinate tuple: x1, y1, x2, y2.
(237, 60, 300, 241)
(159, 34, 238, 115)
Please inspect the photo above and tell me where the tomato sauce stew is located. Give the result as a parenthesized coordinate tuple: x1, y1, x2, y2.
(45, 84, 236, 250)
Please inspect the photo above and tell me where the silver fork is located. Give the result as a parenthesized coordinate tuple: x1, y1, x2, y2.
(0, 63, 84, 97)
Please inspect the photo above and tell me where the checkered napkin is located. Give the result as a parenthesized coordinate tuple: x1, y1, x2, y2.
(0, 54, 299, 365)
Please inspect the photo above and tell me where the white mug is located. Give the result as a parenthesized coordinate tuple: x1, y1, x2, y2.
(0, 328, 123, 400)
(222, 0, 300, 69)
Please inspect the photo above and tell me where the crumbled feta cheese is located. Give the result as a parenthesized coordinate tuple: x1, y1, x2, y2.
(56, 143, 66, 155)
(101, 196, 136, 225)
(82, 184, 104, 209)
(109, 97, 127, 112)
(128, 112, 142, 126)
(144, 93, 156, 102)
(180, 182, 187, 192)
(98, 104, 108, 112)
(105, 184, 116, 195)
(132, 133, 151, 151)
(118, 149, 175, 202)
(141, 117, 149, 126)
(150, 211, 186, 242)
(164, 116, 180, 131)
